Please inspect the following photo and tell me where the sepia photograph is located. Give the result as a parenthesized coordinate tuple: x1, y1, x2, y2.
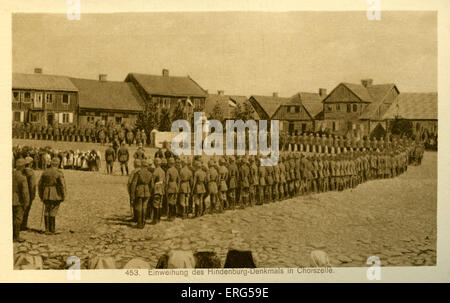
(6, 1, 445, 283)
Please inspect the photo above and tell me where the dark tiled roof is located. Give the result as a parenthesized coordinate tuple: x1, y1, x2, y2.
(250, 95, 291, 118)
(13, 73, 78, 92)
(70, 78, 144, 112)
(127, 73, 207, 97)
(382, 93, 437, 120)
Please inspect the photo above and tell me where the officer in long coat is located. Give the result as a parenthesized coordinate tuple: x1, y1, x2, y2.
(192, 159, 206, 217)
(238, 158, 251, 208)
(151, 158, 166, 224)
(128, 159, 141, 221)
(130, 160, 153, 228)
(117, 142, 130, 175)
(165, 157, 180, 221)
(38, 157, 66, 234)
(105, 144, 116, 175)
(178, 158, 193, 219)
(249, 156, 258, 205)
(227, 157, 238, 210)
(13, 159, 29, 242)
(21, 158, 37, 231)
(257, 158, 267, 205)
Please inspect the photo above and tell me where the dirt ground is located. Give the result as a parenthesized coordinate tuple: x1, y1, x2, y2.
(13, 139, 437, 269)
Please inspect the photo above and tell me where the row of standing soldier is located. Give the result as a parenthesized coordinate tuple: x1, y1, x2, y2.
(12, 122, 148, 146)
(126, 139, 424, 229)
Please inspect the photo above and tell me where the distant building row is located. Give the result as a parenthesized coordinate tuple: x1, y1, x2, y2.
(12, 69, 437, 139)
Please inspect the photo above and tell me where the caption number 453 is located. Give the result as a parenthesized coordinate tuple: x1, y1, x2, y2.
(67, 256, 81, 281)
(366, 256, 381, 281)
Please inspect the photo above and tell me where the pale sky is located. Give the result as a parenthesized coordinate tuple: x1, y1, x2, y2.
(12, 11, 437, 97)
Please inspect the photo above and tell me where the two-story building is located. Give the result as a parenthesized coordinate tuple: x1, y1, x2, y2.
(12, 70, 78, 126)
(70, 74, 144, 127)
(125, 69, 208, 123)
(322, 79, 399, 138)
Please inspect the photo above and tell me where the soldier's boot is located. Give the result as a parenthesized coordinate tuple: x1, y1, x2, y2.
(13, 224, 24, 243)
(49, 217, 56, 234)
(44, 216, 51, 235)
(156, 207, 161, 223)
(135, 207, 142, 228)
(121, 167, 124, 175)
(181, 206, 187, 219)
(141, 210, 146, 229)
(150, 207, 158, 225)
(126, 166, 129, 176)
(168, 205, 175, 221)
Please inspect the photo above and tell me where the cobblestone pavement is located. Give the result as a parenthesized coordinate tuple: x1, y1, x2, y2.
(13, 146, 437, 269)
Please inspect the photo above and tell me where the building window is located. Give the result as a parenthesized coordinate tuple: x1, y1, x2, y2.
(353, 104, 357, 112)
(87, 116, 95, 122)
(13, 111, 21, 122)
(347, 104, 351, 113)
(62, 94, 70, 105)
(23, 92, 31, 103)
(295, 106, 300, 113)
(327, 105, 333, 112)
(46, 93, 53, 104)
(336, 104, 341, 111)
(29, 112, 39, 123)
(115, 117, 122, 124)
(13, 91, 20, 102)
(61, 113, 70, 123)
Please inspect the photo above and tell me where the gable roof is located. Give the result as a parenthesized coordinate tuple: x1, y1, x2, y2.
(359, 84, 398, 119)
(297, 92, 325, 118)
(12, 73, 78, 92)
(250, 95, 291, 118)
(70, 78, 144, 112)
(341, 83, 374, 102)
(382, 92, 437, 120)
(205, 94, 258, 119)
(126, 73, 207, 98)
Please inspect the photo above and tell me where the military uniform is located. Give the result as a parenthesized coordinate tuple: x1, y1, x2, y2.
(165, 158, 180, 220)
(151, 158, 166, 224)
(21, 160, 37, 231)
(117, 144, 130, 175)
(105, 146, 116, 174)
(192, 160, 207, 216)
(38, 158, 66, 234)
(227, 158, 238, 209)
(179, 159, 193, 218)
(128, 159, 141, 221)
(13, 160, 29, 242)
(130, 161, 153, 228)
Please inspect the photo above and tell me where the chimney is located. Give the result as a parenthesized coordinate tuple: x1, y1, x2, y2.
(34, 68, 43, 74)
(162, 69, 169, 77)
(273, 92, 279, 98)
(99, 74, 107, 81)
(361, 79, 373, 87)
(319, 88, 327, 97)
(218, 90, 224, 96)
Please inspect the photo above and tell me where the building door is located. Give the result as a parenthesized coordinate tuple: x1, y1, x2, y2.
(289, 122, 294, 135)
(47, 113, 54, 126)
(301, 123, 306, 133)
